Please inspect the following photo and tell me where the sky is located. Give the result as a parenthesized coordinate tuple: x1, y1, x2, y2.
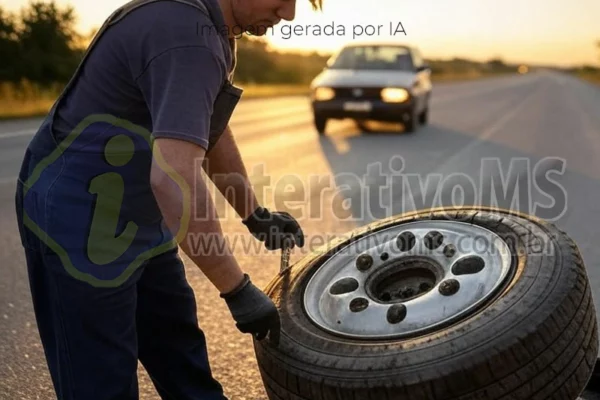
(3, 0, 600, 67)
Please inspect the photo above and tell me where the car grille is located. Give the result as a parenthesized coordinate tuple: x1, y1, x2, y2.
(333, 87, 383, 100)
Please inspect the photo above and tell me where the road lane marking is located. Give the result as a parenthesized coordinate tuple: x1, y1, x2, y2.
(0, 102, 309, 141)
(0, 129, 37, 140)
(566, 81, 600, 166)
(0, 177, 16, 185)
(230, 112, 311, 141)
(0, 77, 533, 141)
(431, 77, 535, 106)
(430, 79, 544, 177)
(232, 103, 309, 125)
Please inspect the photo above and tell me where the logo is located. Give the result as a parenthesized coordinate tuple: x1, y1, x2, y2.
(21, 114, 191, 288)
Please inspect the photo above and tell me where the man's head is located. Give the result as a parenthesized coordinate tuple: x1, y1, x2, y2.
(229, 0, 322, 36)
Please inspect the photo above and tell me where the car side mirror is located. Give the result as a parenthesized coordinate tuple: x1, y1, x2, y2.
(416, 65, 430, 72)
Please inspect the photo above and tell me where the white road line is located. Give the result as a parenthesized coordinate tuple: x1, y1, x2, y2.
(431, 79, 544, 176)
(431, 79, 529, 106)
(232, 104, 309, 125)
(0, 129, 37, 140)
(567, 82, 600, 162)
(0, 103, 309, 140)
(0, 177, 16, 185)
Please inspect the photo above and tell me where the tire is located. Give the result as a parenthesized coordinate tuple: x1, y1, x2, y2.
(405, 106, 418, 133)
(419, 94, 431, 125)
(254, 206, 599, 400)
(314, 114, 327, 135)
(585, 359, 600, 392)
(419, 107, 429, 125)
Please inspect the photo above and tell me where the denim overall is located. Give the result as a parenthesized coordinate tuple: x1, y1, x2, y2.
(14, 0, 240, 398)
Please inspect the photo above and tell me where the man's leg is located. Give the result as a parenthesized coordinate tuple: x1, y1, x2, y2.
(136, 247, 227, 400)
(24, 248, 141, 400)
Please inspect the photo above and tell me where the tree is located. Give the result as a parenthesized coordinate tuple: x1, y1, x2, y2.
(18, 1, 83, 85)
(234, 36, 277, 83)
(0, 7, 20, 82)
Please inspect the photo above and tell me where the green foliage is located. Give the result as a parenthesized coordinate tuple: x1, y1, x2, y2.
(0, 0, 536, 94)
(233, 36, 278, 83)
(18, 1, 83, 85)
(426, 56, 517, 76)
(234, 36, 330, 84)
(0, 1, 328, 88)
(0, 7, 21, 81)
(0, 1, 84, 86)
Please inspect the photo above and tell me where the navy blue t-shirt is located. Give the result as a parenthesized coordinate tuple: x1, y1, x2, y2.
(52, 0, 236, 151)
(19, 0, 241, 280)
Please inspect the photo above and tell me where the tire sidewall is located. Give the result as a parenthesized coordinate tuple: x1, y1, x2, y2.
(255, 208, 585, 389)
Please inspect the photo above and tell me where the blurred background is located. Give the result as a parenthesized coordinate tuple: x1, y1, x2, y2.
(0, 0, 598, 117)
(1, 1, 600, 399)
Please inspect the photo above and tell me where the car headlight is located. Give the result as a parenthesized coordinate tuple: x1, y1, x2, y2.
(314, 87, 335, 101)
(381, 88, 410, 103)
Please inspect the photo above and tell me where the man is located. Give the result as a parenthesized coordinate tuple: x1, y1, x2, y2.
(14, 0, 321, 398)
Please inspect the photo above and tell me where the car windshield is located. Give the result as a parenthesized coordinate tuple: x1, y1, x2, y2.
(328, 45, 414, 71)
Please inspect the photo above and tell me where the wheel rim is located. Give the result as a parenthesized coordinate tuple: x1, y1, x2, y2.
(303, 220, 514, 340)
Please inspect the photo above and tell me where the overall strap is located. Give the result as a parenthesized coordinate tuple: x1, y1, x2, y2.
(53, 0, 229, 111)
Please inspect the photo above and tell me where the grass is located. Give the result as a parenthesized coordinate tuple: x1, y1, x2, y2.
(0, 72, 517, 120)
(238, 83, 311, 98)
(575, 71, 600, 85)
(431, 70, 517, 83)
(0, 81, 313, 120)
(0, 81, 62, 120)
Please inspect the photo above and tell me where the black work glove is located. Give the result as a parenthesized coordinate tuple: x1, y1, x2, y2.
(221, 274, 280, 346)
(242, 206, 304, 250)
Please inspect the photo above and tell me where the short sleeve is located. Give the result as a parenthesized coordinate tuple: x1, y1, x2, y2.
(136, 46, 226, 150)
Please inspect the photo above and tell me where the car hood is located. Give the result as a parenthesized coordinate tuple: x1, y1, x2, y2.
(311, 68, 416, 88)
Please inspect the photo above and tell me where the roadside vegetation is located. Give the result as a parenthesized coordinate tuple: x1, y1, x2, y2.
(567, 41, 600, 86)
(571, 67, 600, 86)
(2, 1, 592, 120)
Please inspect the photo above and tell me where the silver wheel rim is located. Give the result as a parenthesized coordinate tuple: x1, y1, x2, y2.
(303, 220, 514, 339)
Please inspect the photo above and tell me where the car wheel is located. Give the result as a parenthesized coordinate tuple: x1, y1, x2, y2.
(254, 206, 598, 400)
(404, 106, 418, 133)
(314, 114, 328, 135)
(419, 94, 431, 125)
(419, 107, 429, 125)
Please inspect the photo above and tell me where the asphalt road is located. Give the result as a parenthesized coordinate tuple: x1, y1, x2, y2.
(1, 70, 600, 399)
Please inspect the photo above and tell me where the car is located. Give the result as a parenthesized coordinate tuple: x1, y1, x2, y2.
(309, 41, 432, 135)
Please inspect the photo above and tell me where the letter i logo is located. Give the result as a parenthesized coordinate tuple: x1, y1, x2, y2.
(87, 135, 138, 265)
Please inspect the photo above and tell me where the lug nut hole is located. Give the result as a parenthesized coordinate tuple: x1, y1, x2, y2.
(396, 231, 416, 252)
(425, 230, 444, 250)
(349, 298, 369, 312)
(329, 277, 359, 295)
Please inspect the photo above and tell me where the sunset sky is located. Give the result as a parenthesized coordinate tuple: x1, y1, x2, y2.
(4, 0, 600, 67)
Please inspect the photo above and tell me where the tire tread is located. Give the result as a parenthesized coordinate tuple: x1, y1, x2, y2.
(256, 209, 598, 400)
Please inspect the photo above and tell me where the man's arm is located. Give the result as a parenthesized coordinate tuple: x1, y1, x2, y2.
(150, 136, 245, 294)
(202, 126, 260, 220)
(203, 125, 306, 251)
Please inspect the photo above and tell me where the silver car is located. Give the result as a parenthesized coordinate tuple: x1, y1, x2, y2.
(309, 42, 432, 134)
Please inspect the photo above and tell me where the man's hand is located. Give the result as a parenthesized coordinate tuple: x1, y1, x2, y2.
(242, 206, 305, 250)
(220, 274, 280, 346)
